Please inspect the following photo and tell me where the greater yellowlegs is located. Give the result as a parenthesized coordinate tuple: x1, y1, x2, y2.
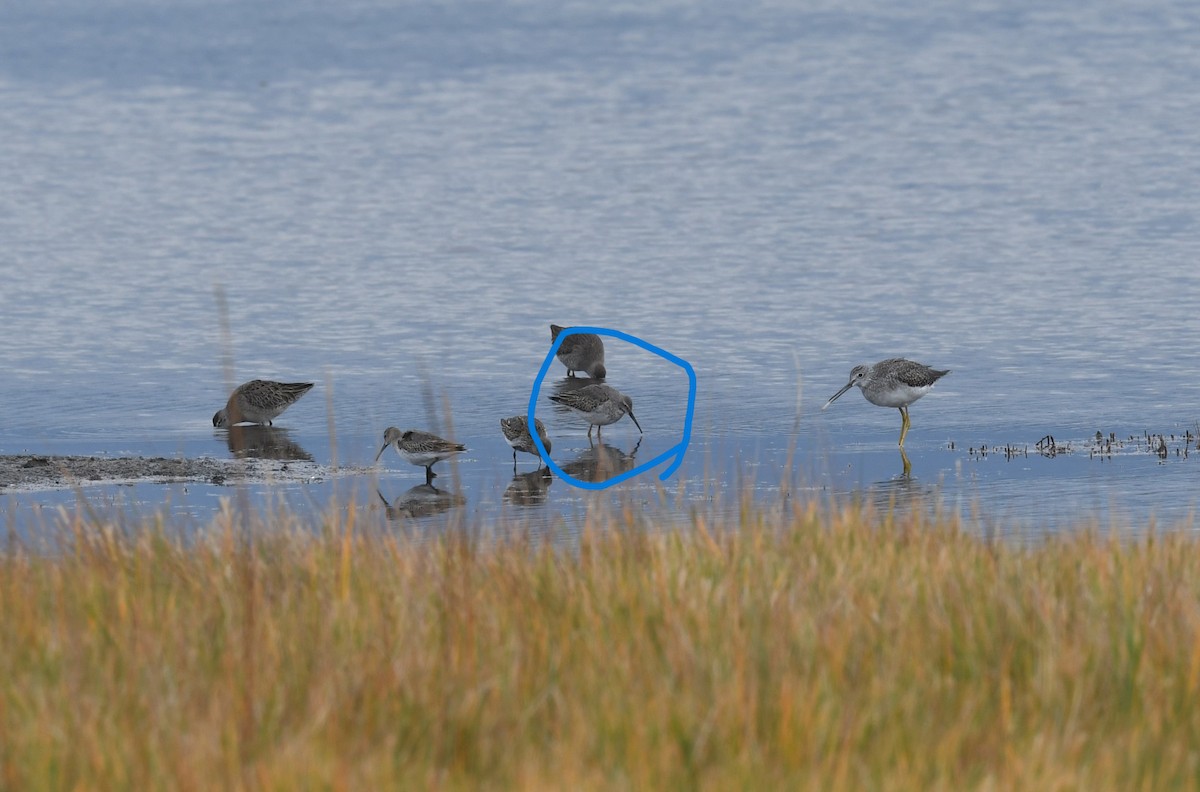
(500, 415, 552, 469)
(213, 380, 313, 427)
(374, 427, 466, 483)
(822, 358, 949, 447)
(549, 383, 642, 439)
(550, 324, 606, 379)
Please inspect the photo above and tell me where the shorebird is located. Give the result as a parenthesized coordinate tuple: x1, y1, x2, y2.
(500, 415, 552, 469)
(213, 380, 313, 427)
(549, 383, 642, 439)
(550, 324, 606, 379)
(822, 358, 950, 447)
(374, 427, 466, 483)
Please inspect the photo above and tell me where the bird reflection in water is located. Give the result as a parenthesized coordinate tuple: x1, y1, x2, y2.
(221, 425, 313, 461)
(549, 376, 600, 401)
(558, 438, 641, 484)
(503, 467, 554, 507)
(376, 485, 465, 521)
(870, 463, 938, 515)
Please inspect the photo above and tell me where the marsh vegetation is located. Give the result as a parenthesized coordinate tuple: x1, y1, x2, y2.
(2, 494, 1197, 789)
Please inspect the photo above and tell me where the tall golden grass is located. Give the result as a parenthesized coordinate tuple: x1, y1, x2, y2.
(1, 495, 1199, 790)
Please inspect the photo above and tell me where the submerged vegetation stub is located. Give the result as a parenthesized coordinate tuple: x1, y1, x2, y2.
(964, 429, 1199, 461)
(528, 327, 696, 491)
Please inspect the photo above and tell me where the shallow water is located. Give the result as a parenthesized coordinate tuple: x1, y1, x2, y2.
(2, 0, 1199, 537)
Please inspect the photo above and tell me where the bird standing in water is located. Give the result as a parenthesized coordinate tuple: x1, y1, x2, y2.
(549, 383, 642, 439)
(500, 415, 552, 469)
(213, 380, 313, 427)
(374, 427, 466, 484)
(550, 324, 606, 379)
(823, 358, 949, 447)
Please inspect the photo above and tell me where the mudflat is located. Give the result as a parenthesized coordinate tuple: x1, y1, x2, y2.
(0, 455, 329, 491)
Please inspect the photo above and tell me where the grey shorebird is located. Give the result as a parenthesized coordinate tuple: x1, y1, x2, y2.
(374, 427, 466, 484)
(550, 324, 606, 379)
(822, 358, 950, 447)
(213, 380, 314, 427)
(500, 415, 552, 469)
(549, 383, 642, 439)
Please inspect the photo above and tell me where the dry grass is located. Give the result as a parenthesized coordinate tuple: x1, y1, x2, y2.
(2, 496, 1200, 790)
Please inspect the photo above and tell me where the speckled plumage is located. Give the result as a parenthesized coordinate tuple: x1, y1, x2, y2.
(549, 383, 642, 439)
(823, 358, 950, 447)
(374, 426, 466, 483)
(500, 415, 552, 467)
(213, 380, 313, 427)
(550, 324, 606, 379)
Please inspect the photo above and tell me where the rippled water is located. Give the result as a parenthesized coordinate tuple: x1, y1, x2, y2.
(2, 0, 1199, 536)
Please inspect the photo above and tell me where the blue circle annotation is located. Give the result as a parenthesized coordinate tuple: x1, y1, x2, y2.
(527, 327, 697, 491)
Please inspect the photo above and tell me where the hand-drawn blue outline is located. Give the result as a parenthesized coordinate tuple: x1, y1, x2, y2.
(527, 327, 697, 490)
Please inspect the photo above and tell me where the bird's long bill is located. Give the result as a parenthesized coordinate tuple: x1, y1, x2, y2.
(822, 381, 855, 411)
(373, 442, 391, 463)
(627, 410, 644, 434)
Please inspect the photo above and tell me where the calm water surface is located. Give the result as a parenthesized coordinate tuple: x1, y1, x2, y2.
(2, 0, 1199, 537)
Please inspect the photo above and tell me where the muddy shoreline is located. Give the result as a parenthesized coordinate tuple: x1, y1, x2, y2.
(0, 455, 338, 492)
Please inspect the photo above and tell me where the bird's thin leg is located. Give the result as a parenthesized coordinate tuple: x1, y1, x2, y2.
(587, 424, 593, 440)
(425, 466, 436, 484)
(898, 406, 910, 448)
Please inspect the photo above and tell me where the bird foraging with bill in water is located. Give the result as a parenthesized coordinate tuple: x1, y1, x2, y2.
(213, 380, 314, 427)
(549, 383, 642, 439)
(550, 324, 606, 379)
(500, 415, 552, 469)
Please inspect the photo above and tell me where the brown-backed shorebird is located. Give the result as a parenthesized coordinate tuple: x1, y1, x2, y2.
(213, 380, 313, 427)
